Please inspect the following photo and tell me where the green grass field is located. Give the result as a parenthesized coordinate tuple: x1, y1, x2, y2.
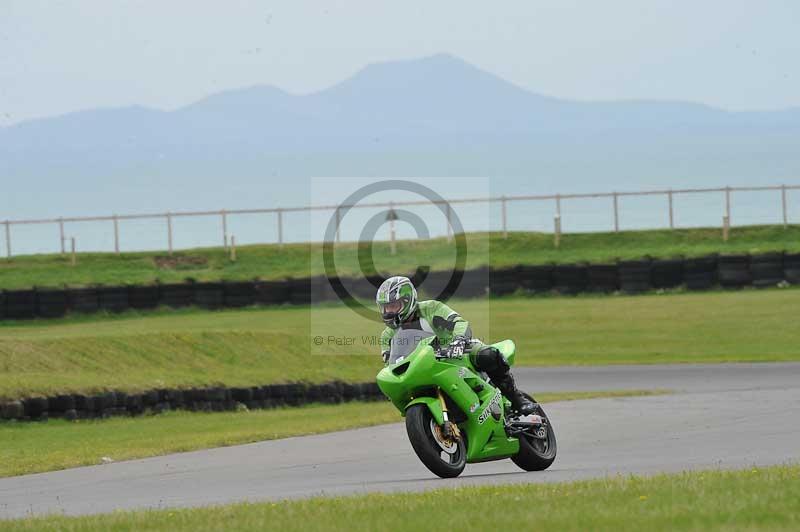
(1, 225, 797, 290)
(1, 289, 798, 399)
(0, 390, 653, 478)
(4, 465, 797, 531)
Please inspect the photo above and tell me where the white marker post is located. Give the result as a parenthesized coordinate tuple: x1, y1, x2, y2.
(113, 214, 120, 255)
(166, 213, 174, 256)
(446, 203, 453, 243)
(723, 216, 730, 242)
(668, 190, 674, 229)
(221, 210, 228, 250)
(501, 196, 508, 239)
(277, 209, 284, 247)
(725, 186, 732, 226)
(782, 185, 788, 228)
(554, 215, 562, 249)
(386, 206, 398, 255)
(59, 218, 65, 254)
(4, 221, 10, 258)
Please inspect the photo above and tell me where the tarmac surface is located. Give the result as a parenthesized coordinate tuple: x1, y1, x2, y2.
(1, 362, 798, 519)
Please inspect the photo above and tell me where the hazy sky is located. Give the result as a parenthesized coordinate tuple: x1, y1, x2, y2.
(1, 1, 798, 126)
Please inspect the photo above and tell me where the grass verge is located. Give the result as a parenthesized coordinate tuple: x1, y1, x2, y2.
(0, 390, 658, 478)
(4, 464, 798, 530)
(0, 225, 798, 290)
(1, 289, 798, 399)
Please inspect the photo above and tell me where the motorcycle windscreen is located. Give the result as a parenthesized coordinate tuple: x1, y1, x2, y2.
(387, 329, 436, 364)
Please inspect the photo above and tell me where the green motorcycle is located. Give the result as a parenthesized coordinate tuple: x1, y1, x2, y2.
(376, 329, 557, 478)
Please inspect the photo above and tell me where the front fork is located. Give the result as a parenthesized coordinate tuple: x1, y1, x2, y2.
(437, 388, 461, 440)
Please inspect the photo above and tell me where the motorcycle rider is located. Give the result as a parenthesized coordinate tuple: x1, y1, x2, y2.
(376, 275, 536, 415)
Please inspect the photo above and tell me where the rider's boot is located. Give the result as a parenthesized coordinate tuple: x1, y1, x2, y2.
(493, 373, 537, 415)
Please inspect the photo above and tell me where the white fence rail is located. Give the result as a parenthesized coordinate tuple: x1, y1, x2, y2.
(2, 183, 798, 258)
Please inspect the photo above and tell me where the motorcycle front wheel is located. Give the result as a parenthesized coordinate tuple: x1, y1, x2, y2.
(405, 404, 466, 478)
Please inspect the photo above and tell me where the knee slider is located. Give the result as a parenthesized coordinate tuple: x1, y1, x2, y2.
(473, 346, 509, 374)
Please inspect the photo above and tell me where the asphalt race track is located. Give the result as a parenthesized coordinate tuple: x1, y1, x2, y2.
(1, 363, 799, 520)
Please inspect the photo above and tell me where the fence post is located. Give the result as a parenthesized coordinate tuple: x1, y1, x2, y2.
(555, 194, 562, 218)
(725, 186, 731, 225)
(221, 210, 228, 250)
(446, 203, 453, 243)
(59, 218, 65, 254)
(668, 190, 674, 229)
(782, 185, 788, 228)
(335, 207, 341, 243)
(277, 209, 284, 247)
(501, 195, 508, 239)
(722, 216, 730, 242)
(70, 237, 76, 266)
(613, 192, 619, 233)
(113, 214, 120, 255)
(3, 221, 10, 258)
(166, 213, 173, 256)
(389, 204, 397, 256)
(230, 236, 237, 262)
(554, 215, 561, 249)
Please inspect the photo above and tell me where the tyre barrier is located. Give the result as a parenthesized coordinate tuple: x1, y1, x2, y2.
(553, 264, 588, 294)
(345, 275, 383, 300)
(98, 286, 130, 313)
(1, 251, 798, 321)
(128, 285, 160, 309)
(68, 287, 99, 314)
(518, 264, 553, 293)
(454, 267, 490, 298)
(420, 270, 462, 300)
(684, 256, 717, 291)
(287, 277, 312, 305)
(619, 260, 652, 293)
(255, 280, 290, 305)
(782, 253, 800, 285)
(750, 253, 784, 288)
(36, 289, 68, 318)
(312, 275, 340, 303)
(4, 290, 37, 319)
(160, 283, 194, 308)
(194, 282, 224, 309)
(223, 281, 257, 308)
(718, 255, 751, 288)
(586, 264, 619, 293)
(0, 381, 386, 422)
(652, 259, 684, 289)
(489, 267, 520, 296)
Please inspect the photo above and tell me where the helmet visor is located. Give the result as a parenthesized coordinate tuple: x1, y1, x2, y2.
(381, 299, 404, 315)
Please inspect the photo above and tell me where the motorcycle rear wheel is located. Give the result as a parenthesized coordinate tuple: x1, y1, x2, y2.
(510, 394, 557, 471)
(405, 404, 466, 478)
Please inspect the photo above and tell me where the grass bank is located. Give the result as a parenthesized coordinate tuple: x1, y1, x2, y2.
(1, 289, 798, 399)
(1, 225, 798, 290)
(0, 390, 655, 478)
(5, 464, 798, 530)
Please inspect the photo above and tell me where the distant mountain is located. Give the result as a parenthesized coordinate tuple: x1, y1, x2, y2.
(5, 54, 798, 152)
(2, 53, 799, 220)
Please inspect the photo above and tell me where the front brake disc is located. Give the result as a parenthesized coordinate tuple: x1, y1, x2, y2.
(429, 419, 457, 453)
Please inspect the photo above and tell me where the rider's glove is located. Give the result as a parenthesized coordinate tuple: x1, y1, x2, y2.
(446, 335, 469, 359)
(382, 350, 390, 364)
